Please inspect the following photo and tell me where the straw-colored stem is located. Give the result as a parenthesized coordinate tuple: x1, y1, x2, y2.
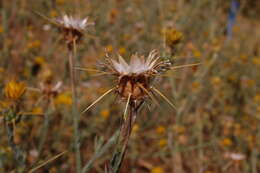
(37, 99, 52, 158)
(110, 104, 137, 173)
(69, 40, 81, 173)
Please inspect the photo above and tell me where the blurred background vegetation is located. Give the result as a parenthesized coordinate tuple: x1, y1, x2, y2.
(0, 0, 259, 172)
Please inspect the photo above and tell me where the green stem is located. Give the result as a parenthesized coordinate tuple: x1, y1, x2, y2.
(5, 121, 25, 172)
(81, 131, 120, 173)
(69, 40, 81, 173)
(37, 100, 52, 157)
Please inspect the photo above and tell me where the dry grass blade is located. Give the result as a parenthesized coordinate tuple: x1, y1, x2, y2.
(19, 112, 44, 116)
(28, 151, 67, 173)
(151, 87, 176, 110)
(123, 93, 131, 121)
(74, 67, 109, 73)
(81, 87, 115, 115)
(137, 83, 160, 107)
(171, 63, 202, 70)
(26, 87, 41, 92)
(32, 11, 59, 26)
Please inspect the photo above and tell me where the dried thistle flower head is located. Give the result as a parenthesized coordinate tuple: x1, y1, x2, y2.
(40, 81, 62, 99)
(165, 28, 183, 49)
(104, 50, 171, 102)
(4, 81, 26, 101)
(56, 14, 93, 48)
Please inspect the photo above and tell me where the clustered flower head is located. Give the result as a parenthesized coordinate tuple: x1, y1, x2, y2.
(104, 50, 171, 102)
(40, 81, 62, 99)
(4, 81, 26, 102)
(165, 28, 183, 49)
(56, 14, 93, 48)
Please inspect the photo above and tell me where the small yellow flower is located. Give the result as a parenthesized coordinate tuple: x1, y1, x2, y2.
(54, 93, 72, 105)
(221, 138, 232, 147)
(105, 45, 113, 53)
(165, 28, 183, 48)
(204, 171, 213, 173)
(191, 81, 201, 92)
(151, 166, 164, 173)
(254, 93, 260, 103)
(27, 40, 41, 50)
(4, 81, 26, 101)
(244, 79, 255, 88)
(119, 47, 126, 55)
(100, 109, 110, 119)
(193, 49, 201, 58)
(239, 55, 247, 63)
(0, 26, 3, 33)
(252, 57, 260, 65)
(50, 10, 58, 18)
(132, 124, 139, 133)
(32, 107, 43, 115)
(156, 126, 166, 135)
(158, 138, 167, 148)
(0, 67, 5, 73)
(56, 0, 65, 5)
(34, 56, 45, 65)
(123, 34, 131, 41)
(211, 76, 221, 86)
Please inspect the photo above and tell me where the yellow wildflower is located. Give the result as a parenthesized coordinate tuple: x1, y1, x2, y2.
(56, 0, 65, 5)
(158, 138, 167, 148)
(193, 49, 201, 58)
(132, 124, 139, 133)
(0, 67, 5, 73)
(191, 81, 201, 92)
(34, 56, 45, 65)
(100, 109, 110, 119)
(119, 47, 126, 55)
(123, 34, 131, 41)
(27, 40, 41, 49)
(165, 28, 183, 48)
(50, 10, 58, 18)
(204, 171, 213, 173)
(156, 126, 166, 135)
(252, 57, 260, 65)
(4, 81, 26, 101)
(151, 167, 164, 173)
(54, 93, 72, 105)
(105, 45, 113, 53)
(0, 26, 3, 33)
(254, 93, 260, 103)
(32, 107, 43, 115)
(239, 55, 247, 63)
(211, 76, 221, 86)
(221, 138, 232, 147)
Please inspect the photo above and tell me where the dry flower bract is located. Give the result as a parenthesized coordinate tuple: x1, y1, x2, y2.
(4, 81, 26, 101)
(104, 50, 171, 103)
(56, 14, 93, 48)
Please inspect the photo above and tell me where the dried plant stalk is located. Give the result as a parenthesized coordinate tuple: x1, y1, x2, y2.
(68, 39, 81, 172)
(110, 102, 142, 173)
